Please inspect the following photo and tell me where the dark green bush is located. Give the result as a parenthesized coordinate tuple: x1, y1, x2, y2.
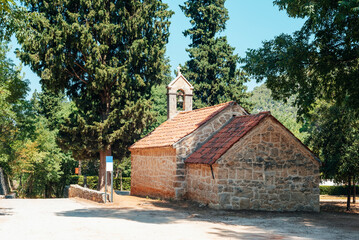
(114, 177, 131, 191)
(86, 176, 99, 190)
(69, 175, 79, 185)
(69, 175, 130, 191)
(320, 185, 358, 195)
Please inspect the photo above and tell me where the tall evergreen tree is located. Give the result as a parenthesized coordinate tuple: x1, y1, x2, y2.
(17, 0, 173, 190)
(180, 0, 249, 109)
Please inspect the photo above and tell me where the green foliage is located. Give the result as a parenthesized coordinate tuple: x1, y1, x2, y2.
(180, 0, 250, 109)
(0, 0, 15, 12)
(78, 176, 99, 190)
(244, 1, 359, 115)
(9, 90, 77, 198)
(250, 84, 307, 142)
(0, 41, 29, 176)
(69, 175, 79, 185)
(304, 100, 359, 184)
(114, 177, 131, 191)
(142, 83, 168, 136)
(70, 175, 131, 191)
(17, 0, 173, 189)
(0, 0, 26, 42)
(115, 156, 131, 178)
(320, 185, 359, 196)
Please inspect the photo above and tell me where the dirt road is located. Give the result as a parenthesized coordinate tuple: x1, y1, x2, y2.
(0, 197, 358, 240)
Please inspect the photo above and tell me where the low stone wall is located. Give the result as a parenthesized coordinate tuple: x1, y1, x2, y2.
(0, 167, 8, 196)
(68, 184, 109, 203)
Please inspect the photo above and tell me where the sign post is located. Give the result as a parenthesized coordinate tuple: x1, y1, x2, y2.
(105, 169, 107, 203)
(111, 170, 114, 202)
(106, 156, 114, 203)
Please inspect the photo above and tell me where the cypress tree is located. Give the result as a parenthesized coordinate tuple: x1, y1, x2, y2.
(17, 0, 173, 190)
(180, 0, 249, 109)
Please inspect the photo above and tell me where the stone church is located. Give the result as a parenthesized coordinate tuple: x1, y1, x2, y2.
(129, 71, 320, 212)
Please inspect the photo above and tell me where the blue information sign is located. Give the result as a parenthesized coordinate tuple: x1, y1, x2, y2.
(106, 156, 113, 171)
(106, 156, 113, 163)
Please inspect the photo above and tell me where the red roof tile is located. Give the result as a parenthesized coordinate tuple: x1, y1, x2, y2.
(186, 112, 270, 165)
(130, 101, 237, 149)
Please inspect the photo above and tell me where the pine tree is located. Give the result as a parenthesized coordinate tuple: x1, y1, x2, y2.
(17, 0, 173, 190)
(180, 0, 249, 109)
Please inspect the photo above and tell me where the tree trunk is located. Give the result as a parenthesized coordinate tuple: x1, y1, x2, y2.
(78, 160, 82, 176)
(353, 175, 356, 204)
(98, 147, 112, 191)
(98, 90, 112, 192)
(347, 175, 351, 211)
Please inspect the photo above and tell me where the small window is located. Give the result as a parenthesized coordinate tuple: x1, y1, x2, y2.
(177, 90, 185, 111)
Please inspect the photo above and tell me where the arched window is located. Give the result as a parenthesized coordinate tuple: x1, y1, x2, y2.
(177, 90, 185, 111)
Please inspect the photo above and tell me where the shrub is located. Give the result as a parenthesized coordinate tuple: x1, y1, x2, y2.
(114, 177, 131, 191)
(69, 175, 79, 185)
(320, 185, 358, 195)
(69, 175, 130, 191)
(86, 176, 99, 190)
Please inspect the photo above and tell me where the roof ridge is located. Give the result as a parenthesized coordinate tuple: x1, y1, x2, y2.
(234, 111, 271, 118)
(178, 101, 235, 115)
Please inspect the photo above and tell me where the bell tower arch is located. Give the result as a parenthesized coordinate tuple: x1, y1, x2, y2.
(167, 67, 194, 120)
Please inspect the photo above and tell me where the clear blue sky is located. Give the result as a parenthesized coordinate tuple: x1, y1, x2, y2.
(7, 0, 304, 98)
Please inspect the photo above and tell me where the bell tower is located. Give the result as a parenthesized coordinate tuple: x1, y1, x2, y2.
(167, 67, 194, 120)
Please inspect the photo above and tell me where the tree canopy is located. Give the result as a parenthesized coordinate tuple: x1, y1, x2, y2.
(0, 41, 29, 175)
(244, 0, 359, 115)
(180, 0, 249, 109)
(17, 0, 173, 190)
(250, 84, 307, 142)
(304, 99, 359, 209)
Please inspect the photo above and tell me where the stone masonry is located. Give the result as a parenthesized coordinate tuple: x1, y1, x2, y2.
(130, 103, 247, 200)
(68, 184, 109, 203)
(173, 104, 246, 198)
(131, 147, 177, 199)
(186, 117, 320, 212)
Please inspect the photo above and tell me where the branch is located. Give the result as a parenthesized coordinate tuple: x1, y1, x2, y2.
(66, 67, 88, 85)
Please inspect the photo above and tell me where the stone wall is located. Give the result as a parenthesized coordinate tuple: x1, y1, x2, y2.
(68, 184, 109, 203)
(186, 117, 320, 212)
(173, 104, 247, 198)
(130, 147, 177, 199)
(0, 168, 8, 196)
(186, 164, 220, 207)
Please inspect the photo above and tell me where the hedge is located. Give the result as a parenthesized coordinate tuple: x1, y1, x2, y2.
(69, 175, 131, 191)
(320, 185, 359, 195)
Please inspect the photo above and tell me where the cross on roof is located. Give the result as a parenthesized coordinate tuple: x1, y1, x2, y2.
(177, 66, 181, 76)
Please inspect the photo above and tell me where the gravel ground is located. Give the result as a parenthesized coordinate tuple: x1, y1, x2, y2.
(0, 197, 358, 240)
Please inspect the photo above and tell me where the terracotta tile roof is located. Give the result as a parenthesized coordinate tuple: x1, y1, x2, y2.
(130, 101, 237, 149)
(185, 112, 270, 165)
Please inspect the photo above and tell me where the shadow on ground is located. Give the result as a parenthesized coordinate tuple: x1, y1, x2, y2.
(58, 197, 359, 239)
(56, 207, 188, 224)
(0, 208, 12, 216)
(208, 228, 286, 240)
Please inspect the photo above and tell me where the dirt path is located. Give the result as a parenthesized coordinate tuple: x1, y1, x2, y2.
(0, 196, 358, 240)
